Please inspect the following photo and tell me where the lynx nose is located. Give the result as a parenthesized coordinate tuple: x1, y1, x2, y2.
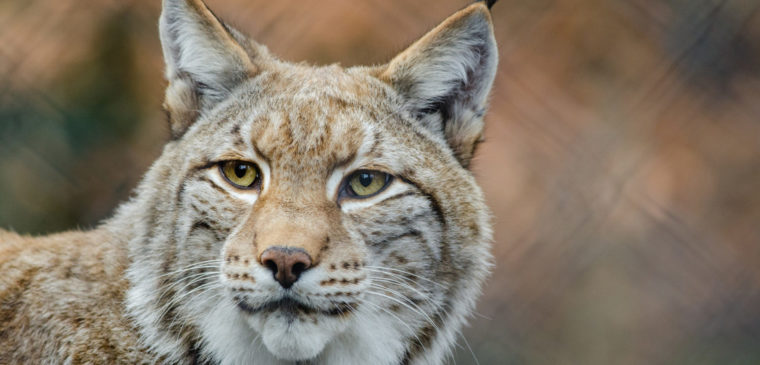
(260, 247, 313, 289)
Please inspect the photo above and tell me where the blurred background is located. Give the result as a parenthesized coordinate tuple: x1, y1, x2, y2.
(2, 0, 760, 363)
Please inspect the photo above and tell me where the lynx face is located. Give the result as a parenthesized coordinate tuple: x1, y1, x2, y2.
(125, 1, 498, 363)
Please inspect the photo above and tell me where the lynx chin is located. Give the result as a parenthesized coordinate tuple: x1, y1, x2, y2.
(0, 0, 499, 363)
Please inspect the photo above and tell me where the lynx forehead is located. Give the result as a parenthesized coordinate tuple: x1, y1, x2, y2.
(0, 0, 498, 364)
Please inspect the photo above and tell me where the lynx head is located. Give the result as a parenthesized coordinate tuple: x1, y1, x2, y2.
(122, 0, 497, 363)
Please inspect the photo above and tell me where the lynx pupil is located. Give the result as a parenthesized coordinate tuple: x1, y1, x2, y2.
(359, 172, 373, 186)
(235, 164, 248, 178)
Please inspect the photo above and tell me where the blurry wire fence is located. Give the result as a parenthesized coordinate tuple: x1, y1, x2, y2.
(1, 0, 759, 364)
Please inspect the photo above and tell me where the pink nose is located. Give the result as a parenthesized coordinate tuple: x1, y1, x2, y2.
(259, 247, 313, 288)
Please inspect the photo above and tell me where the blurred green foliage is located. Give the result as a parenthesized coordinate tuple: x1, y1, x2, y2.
(0, 10, 147, 233)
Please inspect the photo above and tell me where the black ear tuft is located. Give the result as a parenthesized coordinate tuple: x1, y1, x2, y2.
(481, 0, 498, 9)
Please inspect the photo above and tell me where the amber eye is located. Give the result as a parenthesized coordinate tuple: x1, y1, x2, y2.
(220, 161, 260, 189)
(345, 170, 391, 198)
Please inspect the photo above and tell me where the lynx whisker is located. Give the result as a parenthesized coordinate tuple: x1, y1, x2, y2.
(365, 271, 445, 310)
(368, 277, 439, 312)
(155, 274, 222, 322)
(162, 281, 224, 332)
(365, 287, 441, 335)
(364, 266, 447, 289)
(358, 298, 426, 351)
(174, 290, 226, 338)
(156, 259, 223, 278)
(368, 276, 435, 300)
(154, 270, 220, 308)
(459, 331, 481, 365)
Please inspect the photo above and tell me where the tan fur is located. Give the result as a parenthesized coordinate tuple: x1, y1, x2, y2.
(379, 4, 493, 80)
(1, 1, 498, 363)
(0, 230, 152, 363)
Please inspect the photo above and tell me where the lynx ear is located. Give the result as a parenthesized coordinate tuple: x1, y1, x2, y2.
(378, 3, 498, 167)
(160, 0, 258, 139)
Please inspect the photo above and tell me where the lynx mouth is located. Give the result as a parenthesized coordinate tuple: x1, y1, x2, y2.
(235, 297, 356, 318)
(237, 296, 357, 361)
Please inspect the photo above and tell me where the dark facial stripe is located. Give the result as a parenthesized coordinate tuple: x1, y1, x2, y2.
(198, 176, 231, 197)
(228, 123, 246, 151)
(232, 135, 246, 151)
(366, 129, 381, 157)
(189, 220, 223, 243)
(375, 191, 418, 206)
(155, 171, 195, 344)
(367, 229, 421, 248)
(177, 159, 216, 203)
(400, 306, 449, 365)
(399, 177, 446, 232)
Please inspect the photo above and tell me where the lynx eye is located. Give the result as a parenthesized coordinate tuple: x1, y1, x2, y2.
(345, 170, 391, 198)
(220, 161, 260, 189)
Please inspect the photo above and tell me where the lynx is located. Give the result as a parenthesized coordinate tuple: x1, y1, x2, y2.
(0, 0, 498, 363)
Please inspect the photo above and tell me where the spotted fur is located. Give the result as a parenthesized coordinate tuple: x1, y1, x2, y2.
(0, 0, 498, 363)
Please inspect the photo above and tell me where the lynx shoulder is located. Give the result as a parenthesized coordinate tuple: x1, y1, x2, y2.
(0, 0, 498, 363)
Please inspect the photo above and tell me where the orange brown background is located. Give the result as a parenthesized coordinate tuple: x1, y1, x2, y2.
(2, 0, 760, 363)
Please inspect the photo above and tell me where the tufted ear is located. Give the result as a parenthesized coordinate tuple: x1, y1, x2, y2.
(377, 2, 498, 167)
(160, 0, 263, 139)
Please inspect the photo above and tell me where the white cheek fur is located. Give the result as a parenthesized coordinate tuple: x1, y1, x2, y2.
(209, 169, 259, 205)
(339, 182, 406, 213)
(325, 165, 347, 202)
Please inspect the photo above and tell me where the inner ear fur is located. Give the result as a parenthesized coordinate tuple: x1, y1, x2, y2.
(159, 0, 265, 139)
(377, 3, 499, 167)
